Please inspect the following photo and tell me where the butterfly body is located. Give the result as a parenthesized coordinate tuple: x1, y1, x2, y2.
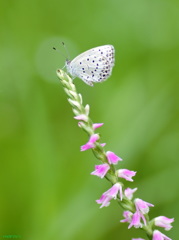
(66, 45, 115, 86)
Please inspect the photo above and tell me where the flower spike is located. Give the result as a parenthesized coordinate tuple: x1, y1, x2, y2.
(57, 69, 174, 240)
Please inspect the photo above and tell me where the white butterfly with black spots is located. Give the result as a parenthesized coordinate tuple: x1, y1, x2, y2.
(65, 45, 115, 86)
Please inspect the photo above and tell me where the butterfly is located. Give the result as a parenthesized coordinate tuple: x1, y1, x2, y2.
(65, 45, 115, 86)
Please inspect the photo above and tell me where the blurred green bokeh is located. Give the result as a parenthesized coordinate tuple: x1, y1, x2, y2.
(0, 0, 178, 239)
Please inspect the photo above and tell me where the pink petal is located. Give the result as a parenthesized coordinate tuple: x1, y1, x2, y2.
(100, 143, 106, 147)
(96, 183, 123, 208)
(96, 194, 112, 208)
(80, 142, 95, 151)
(124, 187, 138, 200)
(120, 211, 133, 223)
(106, 151, 123, 165)
(80, 134, 99, 151)
(128, 211, 142, 229)
(74, 114, 88, 121)
(91, 164, 110, 178)
(135, 198, 154, 214)
(104, 183, 122, 199)
(152, 230, 172, 240)
(155, 216, 174, 231)
(93, 123, 104, 130)
(89, 134, 99, 143)
(117, 169, 136, 182)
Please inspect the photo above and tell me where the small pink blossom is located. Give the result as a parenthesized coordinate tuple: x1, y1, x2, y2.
(124, 187, 138, 200)
(100, 143, 106, 147)
(154, 216, 174, 231)
(96, 183, 123, 208)
(81, 134, 99, 151)
(134, 198, 154, 215)
(78, 121, 85, 128)
(74, 114, 88, 121)
(106, 151, 122, 165)
(128, 211, 143, 229)
(91, 163, 110, 178)
(96, 194, 112, 208)
(120, 211, 133, 223)
(93, 123, 104, 130)
(152, 230, 172, 240)
(117, 169, 136, 182)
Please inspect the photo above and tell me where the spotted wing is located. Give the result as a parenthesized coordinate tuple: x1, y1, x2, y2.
(67, 45, 115, 86)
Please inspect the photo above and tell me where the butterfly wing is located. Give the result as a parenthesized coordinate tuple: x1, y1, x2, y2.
(66, 45, 115, 86)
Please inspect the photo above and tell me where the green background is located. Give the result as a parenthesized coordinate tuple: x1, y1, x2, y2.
(0, 0, 178, 239)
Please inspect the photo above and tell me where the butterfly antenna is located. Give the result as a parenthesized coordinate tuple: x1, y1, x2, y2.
(53, 46, 66, 59)
(62, 42, 70, 60)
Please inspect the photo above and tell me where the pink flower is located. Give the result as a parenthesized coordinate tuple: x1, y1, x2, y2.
(154, 216, 174, 231)
(117, 169, 136, 182)
(152, 230, 172, 240)
(128, 211, 143, 229)
(91, 163, 110, 178)
(100, 143, 106, 147)
(106, 151, 122, 165)
(131, 198, 154, 227)
(78, 121, 85, 128)
(93, 123, 104, 130)
(81, 134, 99, 151)
(120, 211, 133, 223)
(124, 187, 138, 200)
(96, 194, 113, 208)
(96, 183, 123, 208)
(134, 198, 154, 215)
(74, 114, 88, 121)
